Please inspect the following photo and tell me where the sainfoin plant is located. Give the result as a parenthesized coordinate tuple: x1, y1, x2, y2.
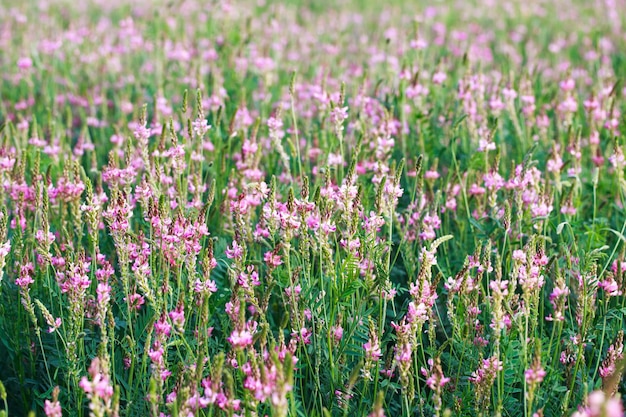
(1, 0, 626, 416)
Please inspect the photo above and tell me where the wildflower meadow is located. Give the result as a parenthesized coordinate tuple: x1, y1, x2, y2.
(2, 0, 626, 416)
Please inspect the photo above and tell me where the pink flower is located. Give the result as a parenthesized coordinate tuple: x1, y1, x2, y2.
(225, 241, 244, 260)
(572, 391, 624, 417)
(524, 363, 546, 385)
(469, 356, 503, 384)
(291, 327, 312, 345)
(305, 215, 320, 230)
(229, 329, 254, 348)
(44, 399, 62, 417)
(267, 116, 283, 131)
(285, 284, 301, 299)
(36, 230, 56, 245)
(194, 279, 218, 294)
(0, 241, 10, 257)
(433, 71, 447, 84)
(124, 293, 145, 310)
(425, 170, 440, 180)
(148, 343, 164, 364)
(330, 106, 349, 128)
(155, 315, 172, 337)
(192, 118, 211, 136)
(17, 57, 32, 70)
(44, 388, 62, 417)
(559, 78, 575, 92)
(96, 283, 111, 305)
(133, 124, 151, 142)
(79, 357, 113, 402)
(332, 325, 344, 342)
(264, 250, 283, 268)
(47, 318, 62, 333)
(363, 340, 382, 361)
(512, 250, 527, 263)
(421, 358, 451, 390)
(599, 278, 623, 297)
(327, 153, 344, 166)
(168, 304, 185, 332)
(16, 262, 34, 288)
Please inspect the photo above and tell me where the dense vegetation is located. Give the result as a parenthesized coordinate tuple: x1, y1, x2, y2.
(1, 0, 626, 416)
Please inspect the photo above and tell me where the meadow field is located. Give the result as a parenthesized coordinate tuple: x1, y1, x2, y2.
(1, 0, 626, 416)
